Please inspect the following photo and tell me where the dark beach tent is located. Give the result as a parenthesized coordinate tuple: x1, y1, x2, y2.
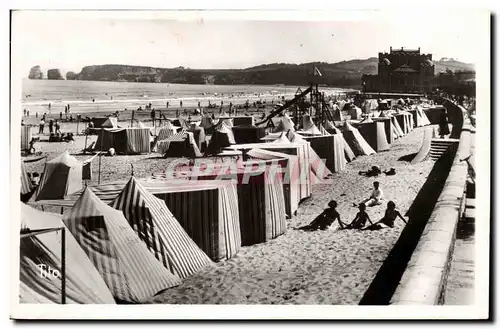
(95, 128, 151, 154)
(232, 125, 266, 144)
(157, 131, 202, 158)
(206, 121, 236, 155)
(63, 188, 182, 303)
(342, 122, 376, 156)
(112, 177, 214, 277)
(20, 202, 115, 304)
(145, 177, 241, 262)
(356, 121, 390, 152)
(30, 151, 82, 202)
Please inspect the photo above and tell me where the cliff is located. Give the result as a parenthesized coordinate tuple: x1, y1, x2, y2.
(47, 69, 64, 80)
(66, 71, 77, 80)
(58, 57, 474, 87)
(28, 65, 43, 79)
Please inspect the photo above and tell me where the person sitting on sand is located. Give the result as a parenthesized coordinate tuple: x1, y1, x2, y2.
(297, 200, 345, 231)
(354, 181, 384, 207)
(344, 203, 373, 230)
(363, 201, 407, 231)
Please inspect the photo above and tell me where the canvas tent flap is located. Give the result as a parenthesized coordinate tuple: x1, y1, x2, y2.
(101, 117, 119, 128)
(63, 188, 182, 303)
(112, 177, 213, 277)
(342, 122, 376, 156)
(20, 203, 115, 304)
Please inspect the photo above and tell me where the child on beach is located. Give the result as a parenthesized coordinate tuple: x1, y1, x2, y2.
(354, 181, 384, 207)
(297, 200, 345, 231)
(344, 203, 373, 230)
(363, 201, 407, 231)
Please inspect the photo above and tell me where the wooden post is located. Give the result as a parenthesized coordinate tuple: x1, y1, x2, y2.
(131, 110, 135, 128)
(98, 129, 104, 185)
(76, 117, 79, 136)
(61, 227, 66, 304)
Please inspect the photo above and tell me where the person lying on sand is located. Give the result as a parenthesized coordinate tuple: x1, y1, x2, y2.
(353, 181, 384, 207)
(344, 203, 373, 230)
(296, 200, 345, 231)
(362, 201, 407, 231)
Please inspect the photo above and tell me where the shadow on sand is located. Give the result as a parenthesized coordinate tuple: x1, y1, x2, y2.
(359, 148, 456, 305)
(397, 152, 418, 162)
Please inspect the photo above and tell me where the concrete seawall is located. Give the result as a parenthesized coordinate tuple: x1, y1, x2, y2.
(390, 100, 471, 305)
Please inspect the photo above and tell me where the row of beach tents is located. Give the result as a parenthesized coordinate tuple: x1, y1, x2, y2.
(19, 102, 433, 304)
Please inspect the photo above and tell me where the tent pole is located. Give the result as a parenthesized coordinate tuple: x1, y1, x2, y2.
(76, 117, 79, 136)
(98, 129, 104, 185)
(61, 227, 66, 304)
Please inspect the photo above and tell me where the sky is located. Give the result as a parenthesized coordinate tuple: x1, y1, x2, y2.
(12, 10, 490, 74)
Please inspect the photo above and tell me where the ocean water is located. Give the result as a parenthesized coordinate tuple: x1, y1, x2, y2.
(21, 79, 352, 115)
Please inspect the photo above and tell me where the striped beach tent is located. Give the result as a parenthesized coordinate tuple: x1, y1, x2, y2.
(21, 126, 32, 151)
(21, 161, 34, 197)
(157, 122, 181, 141)
(416, 107, 431, 126)
(95, 128, 151, 154)
(31, 151, 82, 202)
(174, 163, 287, 247)
(303, 134, 347, 173)
(156, 131, 202, 158)
(226, 142, 312, 201)
(286, 130, 333, 179)
(63, 188, 182, 303)
(145, 178, 241, 262)
(342, 122, 376, 156)
(112, 177, 213, 277)
(246, 148, 300, 217)
(390, 115, 405, 138)
(20, 203, 115, 304)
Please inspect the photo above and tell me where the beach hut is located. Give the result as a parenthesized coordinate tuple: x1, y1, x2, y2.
(342, 122, 376, 156)
(299, 115, 322, 135)
(285, 130, 333, 180)
(391, 115, 405, 138)
(302, 134, 347, 173)
(372, 117, 395, 144)
(144, 178, 241, 262)
(348, 104, 363, 120)
(327, 124, 356, 162)
(63, 188, 182, 303)
(417, 107, 431, 126)
(20, 202, 115, 304)
(31, 151, 82, 202)
(101, 117, 120, 129)
(356, 121, 390, 152)
(174, 163, 287, 247)
(156, 131, 202, 158)
(246, 148, 299, 217)
(187, 123, 207, 151)
(232, 126, 267, 144)
(272, 114, 295, 133)
(95, 128, 151, 154)
(156, 121, 181, 141)
(220, 115, 254, 127)
(227, 142, 312, 202)
(112, 177, 214, 276)
(21, 161, 34, 201)
(21, 126, 31, 152)
(206, 121, 236, 155)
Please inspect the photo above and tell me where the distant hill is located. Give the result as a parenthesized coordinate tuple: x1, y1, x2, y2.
(28, 57, 474, 88)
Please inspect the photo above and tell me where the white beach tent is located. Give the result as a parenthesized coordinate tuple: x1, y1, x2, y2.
(20, 202, 115, 304)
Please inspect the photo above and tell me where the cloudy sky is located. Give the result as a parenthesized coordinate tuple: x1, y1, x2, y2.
(12, 10, 489, 73)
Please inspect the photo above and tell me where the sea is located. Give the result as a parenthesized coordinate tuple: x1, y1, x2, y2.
(21, 79, 354, 115)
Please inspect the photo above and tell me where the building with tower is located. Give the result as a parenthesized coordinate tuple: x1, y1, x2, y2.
(362, 47, 435, 94)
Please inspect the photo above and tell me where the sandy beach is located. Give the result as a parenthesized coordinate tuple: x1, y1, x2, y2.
(23, 119, 435, 305)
